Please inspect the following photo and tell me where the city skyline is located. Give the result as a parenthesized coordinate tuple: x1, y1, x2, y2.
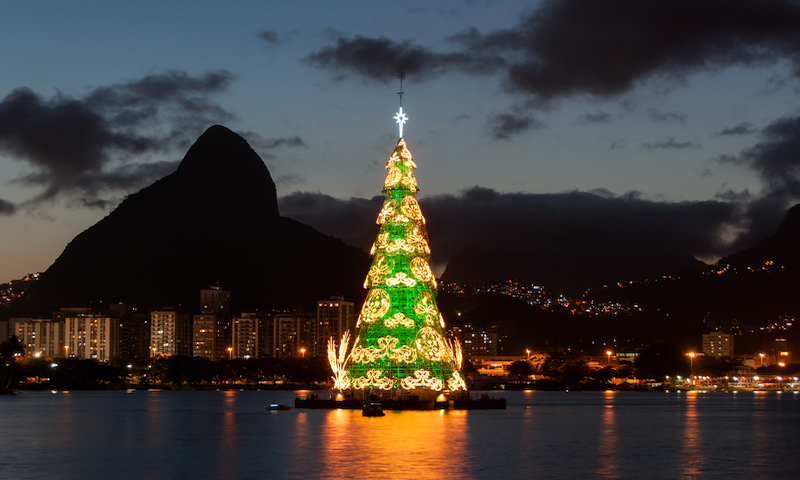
(2, 1, 800, 281)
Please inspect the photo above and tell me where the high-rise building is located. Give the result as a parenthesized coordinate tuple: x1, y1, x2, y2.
(62, 309, 119, 361)
(193, 286, 232, 360)
(447, 324, 498, 359)
(11, 318, 62, 358)
(151, 308, 193, 357)
(316, 296, 355, 357)
(232, 312, 271, 358)
(273, 312, 314, 358)
(201, 285, 231, 314)
(110, 304, 151, 360)
(702, 333, 734, 357)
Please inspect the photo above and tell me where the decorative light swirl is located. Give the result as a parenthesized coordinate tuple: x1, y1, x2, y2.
(352, 369, 395, 390)
(351, 336, 417, 363)
(447, 371, 467, 391)
(414, 292, 438, 326)
(376, 200, 396, 225)
(385, 272, 416, 287)
(400, 369, 443, 391)
(401, 170, 418, 190)
(415, 326, 451, 362)
(365, 255, 392, 288)
(384, 312, 415, 328)
(373, 236, 429, 255)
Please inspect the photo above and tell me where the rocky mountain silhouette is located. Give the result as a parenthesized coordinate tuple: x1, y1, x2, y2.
(15, 125, 370, 316)
(721, 203, 800, 268)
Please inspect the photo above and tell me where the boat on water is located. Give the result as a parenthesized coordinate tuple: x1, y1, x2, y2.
(362, 402, 385, 417)
(264, 404, 293, 411)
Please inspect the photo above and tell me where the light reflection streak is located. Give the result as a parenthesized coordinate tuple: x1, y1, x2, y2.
(218, 391, 239, 478)
(316, 409, 473, 478)
(596, 390, 620, 477)
(680, 391, 704, 477)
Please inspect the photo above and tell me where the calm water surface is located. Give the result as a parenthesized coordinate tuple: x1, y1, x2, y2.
(1, 389, 799, 479)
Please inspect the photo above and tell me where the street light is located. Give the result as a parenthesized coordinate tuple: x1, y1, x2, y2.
(64, 345, 69, 358)
(228, 347, 233, 360)
(606, 350, 613, 366)
(688, 352, 696, 382)
(759, 353, 765, 367)
(300, 348, 306, 358)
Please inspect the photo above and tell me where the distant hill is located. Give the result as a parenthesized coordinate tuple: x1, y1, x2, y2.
(11, 126, 370, 316)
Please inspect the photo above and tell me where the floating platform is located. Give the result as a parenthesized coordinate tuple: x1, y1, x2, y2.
(295, 394, 506, 410)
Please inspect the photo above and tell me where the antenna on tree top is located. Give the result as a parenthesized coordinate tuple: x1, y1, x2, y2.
(397, 70, 405, 106)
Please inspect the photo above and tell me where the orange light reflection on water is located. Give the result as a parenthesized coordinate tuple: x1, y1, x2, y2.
(314, 409, 473, 478)
(680, 391, 704, 478)
(596, 390, 620, 477)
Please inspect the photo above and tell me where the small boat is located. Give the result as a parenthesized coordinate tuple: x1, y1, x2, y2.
(362, 402, 385, 417)
(264, 404, 293, 411)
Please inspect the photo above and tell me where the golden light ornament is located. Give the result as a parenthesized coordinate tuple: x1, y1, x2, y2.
(376, 199, 396, 225)
(359, 288, 390, 324)
(401, 196, 425, 223)
(385, 272, 417, 287)
(384, 166, 402, 188)
(400, 369, 443, 391)
(350, 336, 418, 363)
(384, 312, 415, 328)
(410, 257, 434, 284)
(415, 327, 450, 362)
(352, 369, 395, 390)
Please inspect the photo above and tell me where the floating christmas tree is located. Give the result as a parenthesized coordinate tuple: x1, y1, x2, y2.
(328, 77, 466, 395)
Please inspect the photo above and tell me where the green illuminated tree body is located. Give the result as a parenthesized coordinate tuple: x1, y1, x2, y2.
(329, 138, 466, 393)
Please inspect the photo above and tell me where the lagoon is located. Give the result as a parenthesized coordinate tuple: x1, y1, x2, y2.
(2, 389, 798, 479)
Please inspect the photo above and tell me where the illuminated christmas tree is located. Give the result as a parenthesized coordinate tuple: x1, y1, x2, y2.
(328, 83, 466, 395)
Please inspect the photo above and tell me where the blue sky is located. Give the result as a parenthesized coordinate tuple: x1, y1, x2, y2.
(2, 0, 800, 283)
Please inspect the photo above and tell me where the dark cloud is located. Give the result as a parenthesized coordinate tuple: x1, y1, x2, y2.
(720, 115, 800, 218)
(642, 137, 700, 150)
(575, 111, 613, 126)
(0, 198, 15, 215)
(487, 112, 545, 140)
(303, 35, 505, 83)
(461, 0, 800, 100)
(257, 29, 299, 45)
(258, 30, 281, 44)
(714, 122, 757, 136)
(305, 1, 800, 138)
(647, 108, 688, 125)
(280, 187, 760, 292)
(0, 70, 234, 207)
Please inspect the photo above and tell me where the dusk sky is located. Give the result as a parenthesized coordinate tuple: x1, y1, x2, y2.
(2, 1, 800, 283)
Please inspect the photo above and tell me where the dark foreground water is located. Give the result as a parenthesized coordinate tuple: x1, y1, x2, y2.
(1, 389, 799, 479)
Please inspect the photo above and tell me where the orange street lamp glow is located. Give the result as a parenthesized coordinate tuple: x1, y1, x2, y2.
(228, 347, 233, 360)
(688, 352, 695, 378)
(759, 353, 765, 367)
(606, 350, 612, 365)
(300, 348, 306, 358)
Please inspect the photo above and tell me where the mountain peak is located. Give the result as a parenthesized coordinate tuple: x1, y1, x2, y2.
(173, 125, 279, 217)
